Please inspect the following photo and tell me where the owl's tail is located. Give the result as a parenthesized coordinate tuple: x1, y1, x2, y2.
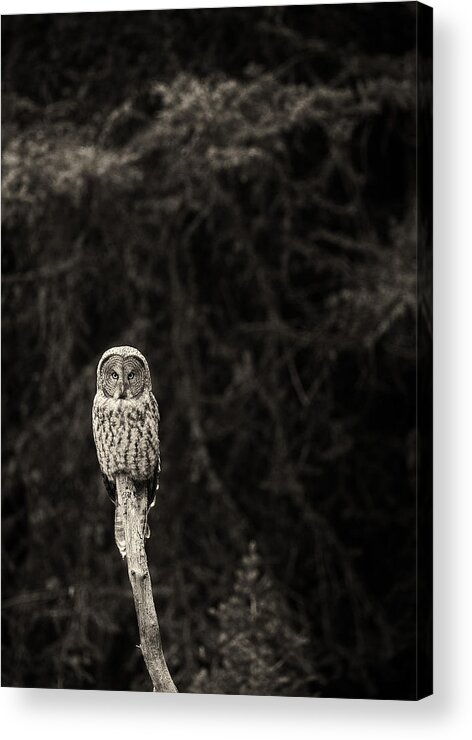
(114, 499, 127, 559)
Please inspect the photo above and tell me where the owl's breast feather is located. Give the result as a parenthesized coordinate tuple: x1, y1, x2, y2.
(93, 393, 159, 481)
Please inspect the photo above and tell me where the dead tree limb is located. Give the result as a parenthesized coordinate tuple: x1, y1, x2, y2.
(116, 473, 177, 693)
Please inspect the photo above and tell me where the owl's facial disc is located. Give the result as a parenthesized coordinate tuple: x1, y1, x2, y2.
(101, 355, 146, 399)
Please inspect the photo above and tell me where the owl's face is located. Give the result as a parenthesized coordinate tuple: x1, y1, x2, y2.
(99, 352, 148, 400)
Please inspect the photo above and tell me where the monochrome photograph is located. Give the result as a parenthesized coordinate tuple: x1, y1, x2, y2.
(1, 1, 432, 699)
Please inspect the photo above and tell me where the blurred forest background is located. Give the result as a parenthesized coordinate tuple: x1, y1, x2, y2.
(2, 3, 425, 698)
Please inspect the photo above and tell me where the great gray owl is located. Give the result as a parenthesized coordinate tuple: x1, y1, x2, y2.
(92, 346, 160, 558)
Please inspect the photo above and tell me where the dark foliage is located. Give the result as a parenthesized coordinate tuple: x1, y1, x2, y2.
(191, 542, 317, 696)
(2, 3, 419, 697)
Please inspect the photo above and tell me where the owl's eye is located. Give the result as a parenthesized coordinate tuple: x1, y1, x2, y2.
(111, 371, 119, 380)
(128, 372, 135, 380)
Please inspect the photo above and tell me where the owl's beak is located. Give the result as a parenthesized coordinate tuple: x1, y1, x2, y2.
(114, 380, 126, 400)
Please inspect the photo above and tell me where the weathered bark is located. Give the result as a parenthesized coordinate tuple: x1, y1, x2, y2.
(116, 473, 177, 693)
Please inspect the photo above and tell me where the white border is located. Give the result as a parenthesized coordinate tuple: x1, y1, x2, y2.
(2, 0, 472, 738)
(0, 0, 429, 14)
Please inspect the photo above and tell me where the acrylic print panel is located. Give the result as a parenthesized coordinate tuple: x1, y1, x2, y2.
(1, 2, 433, 699)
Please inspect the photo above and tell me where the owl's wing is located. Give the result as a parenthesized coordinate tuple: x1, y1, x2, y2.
(102, 473, 117, 504)
(144, 395, 161, 537)
(147, 455, 160, 510)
